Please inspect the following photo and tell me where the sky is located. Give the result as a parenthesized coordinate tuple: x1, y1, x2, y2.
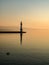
(0, 0, 49, 28)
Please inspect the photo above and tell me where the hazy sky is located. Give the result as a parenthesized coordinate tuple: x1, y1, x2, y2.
(0, 0, 49, 28)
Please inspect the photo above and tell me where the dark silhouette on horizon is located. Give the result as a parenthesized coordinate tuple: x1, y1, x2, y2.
(0, 21, 26, 45)
(0, 21, 26, 33)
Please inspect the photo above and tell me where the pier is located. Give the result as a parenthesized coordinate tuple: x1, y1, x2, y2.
(0, 21, 26, 33)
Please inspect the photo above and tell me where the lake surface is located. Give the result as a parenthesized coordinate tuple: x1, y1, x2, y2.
(0, 29, 49, 65)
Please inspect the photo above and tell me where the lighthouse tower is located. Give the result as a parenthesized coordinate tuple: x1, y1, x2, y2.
(20, 21, 23, 32)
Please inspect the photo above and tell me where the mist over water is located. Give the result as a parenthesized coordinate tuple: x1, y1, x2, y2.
(0, 26, 20, 31)
(0, 28, 49, 65)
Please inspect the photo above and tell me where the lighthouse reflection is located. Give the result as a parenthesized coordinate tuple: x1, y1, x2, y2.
(20, 33, 22, 45)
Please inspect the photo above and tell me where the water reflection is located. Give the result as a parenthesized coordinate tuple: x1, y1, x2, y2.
(20, 33, 22, 45)
(0, 29, 49, 65)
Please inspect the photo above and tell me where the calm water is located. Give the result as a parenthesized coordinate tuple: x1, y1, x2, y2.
(0, 29, 49, 65)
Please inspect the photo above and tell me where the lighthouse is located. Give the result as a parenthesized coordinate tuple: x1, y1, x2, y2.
(20, 21, 23, 32)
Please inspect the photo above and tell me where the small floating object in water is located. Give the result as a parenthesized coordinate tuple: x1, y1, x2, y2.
(6, 52, 10, 55)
